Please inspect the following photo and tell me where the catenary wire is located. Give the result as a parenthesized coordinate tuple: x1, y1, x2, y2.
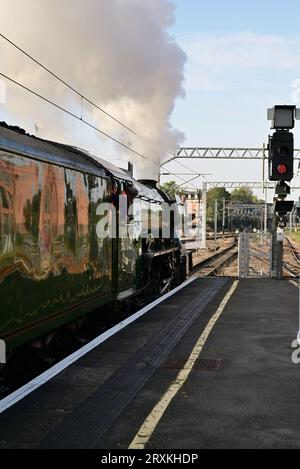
(0, 32, 137, 136)
(0, 72, 147, 160)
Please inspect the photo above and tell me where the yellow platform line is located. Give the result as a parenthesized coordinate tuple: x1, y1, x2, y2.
(129, 280, 239, 450)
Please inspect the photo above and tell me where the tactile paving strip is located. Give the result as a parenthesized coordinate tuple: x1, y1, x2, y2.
(40, 278, 228, 448)
(163, 358, 223, 371)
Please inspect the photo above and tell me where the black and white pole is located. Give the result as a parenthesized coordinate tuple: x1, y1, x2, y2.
(222, 197, 226, 235)
(214, 199, 218, 250)
(201, 182, 207, 249)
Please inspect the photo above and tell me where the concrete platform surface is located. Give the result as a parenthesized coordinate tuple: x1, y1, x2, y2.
(0, 278, 299, 449)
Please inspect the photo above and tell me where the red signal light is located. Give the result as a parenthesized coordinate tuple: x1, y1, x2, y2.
(278, 164, 287, 174)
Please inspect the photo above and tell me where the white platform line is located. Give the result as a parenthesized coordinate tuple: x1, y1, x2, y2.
(0, 276, 197, 415)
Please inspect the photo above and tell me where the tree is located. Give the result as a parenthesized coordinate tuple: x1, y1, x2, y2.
(159, 181, 183, 199)
(230, 186, 257, 204)
(206, 188, 231, 223)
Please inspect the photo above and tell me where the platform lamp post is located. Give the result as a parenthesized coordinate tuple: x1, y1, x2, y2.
(289, 210, 292, 236)
(222, 197, 226, 236)
(196, 189, 201, 249)
(293, 204, 297, 231)
(201, 182, 207, 249)
(214, 199, 218, 250)
(262, 143, 268, 234)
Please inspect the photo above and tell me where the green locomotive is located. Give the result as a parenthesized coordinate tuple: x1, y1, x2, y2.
(0, 123, 188, 366)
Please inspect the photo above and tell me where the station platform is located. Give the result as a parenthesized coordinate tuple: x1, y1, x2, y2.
(0, 277, 299, 449)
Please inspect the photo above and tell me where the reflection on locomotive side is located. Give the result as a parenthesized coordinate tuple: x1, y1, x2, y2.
(64, 169, 79, 274)
(0, 159, 15, 258)
(39, 165, 62, 275)
(0, 150, 113, 350)
(76, 173, 89, 272)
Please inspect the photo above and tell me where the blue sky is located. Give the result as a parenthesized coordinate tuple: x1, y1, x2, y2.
(164, 0, 300, 198)
(172, 0, 300, 36)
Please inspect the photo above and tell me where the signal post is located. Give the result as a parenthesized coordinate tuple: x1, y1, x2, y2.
(268, 105, 299, 278)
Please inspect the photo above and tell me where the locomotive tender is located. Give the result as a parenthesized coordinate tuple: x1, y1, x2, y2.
(0, 123, 188, 367)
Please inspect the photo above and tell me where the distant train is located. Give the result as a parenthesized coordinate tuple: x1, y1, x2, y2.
(0, 123, 189, 369)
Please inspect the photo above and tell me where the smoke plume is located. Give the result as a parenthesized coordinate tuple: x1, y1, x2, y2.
(0, 0, 186, 179)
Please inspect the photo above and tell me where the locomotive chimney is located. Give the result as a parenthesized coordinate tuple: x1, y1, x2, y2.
(127, 162, 134, 177)
(138, 179, 158, 188)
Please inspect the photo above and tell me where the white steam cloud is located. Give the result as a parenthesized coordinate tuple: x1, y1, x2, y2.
(0, 0, 186, 179)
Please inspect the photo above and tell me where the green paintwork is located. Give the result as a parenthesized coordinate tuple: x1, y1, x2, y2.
(0, 151, 113, 351)
(0, 145, 183, 355)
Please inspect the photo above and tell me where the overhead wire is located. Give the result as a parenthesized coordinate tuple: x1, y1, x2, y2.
(160, 164, 199, 190)
(160, 153, 205, 190)
(0, 72, 147, 160)
(0, 32, 137, 136)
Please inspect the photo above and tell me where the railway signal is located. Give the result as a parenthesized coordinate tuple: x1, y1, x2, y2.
(267, 106, 298, 182)
(267, 105, 300, 278)
(267, 106, 298, 224)
(268, 130, 294, 181)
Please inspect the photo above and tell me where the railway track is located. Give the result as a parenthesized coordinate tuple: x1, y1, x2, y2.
(181, 232, 238, 245)
(283, 236, 300, 277)
(285, 236, 300, 262)
(249, 236, 299, 278)
(282, 264, 298, 278)
(251, 251, 297, 278)
(192, 243, 238, 277)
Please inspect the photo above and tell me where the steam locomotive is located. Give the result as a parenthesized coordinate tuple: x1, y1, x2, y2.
(0, 123, 189, 369)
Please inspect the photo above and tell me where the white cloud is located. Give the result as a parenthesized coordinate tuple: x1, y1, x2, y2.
(0, 79, 6, 104)
(181, 32, 300, 70)
(177, 31, 300, 93)
(183, 75, 225, 92)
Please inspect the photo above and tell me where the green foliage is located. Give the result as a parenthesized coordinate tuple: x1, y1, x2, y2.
(161, 181, 261, 229)
(206, 188, 230, 222)
(159, 181, 183, 199)
(231, 186, 257, 204)
(291, 230, 300, 243)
